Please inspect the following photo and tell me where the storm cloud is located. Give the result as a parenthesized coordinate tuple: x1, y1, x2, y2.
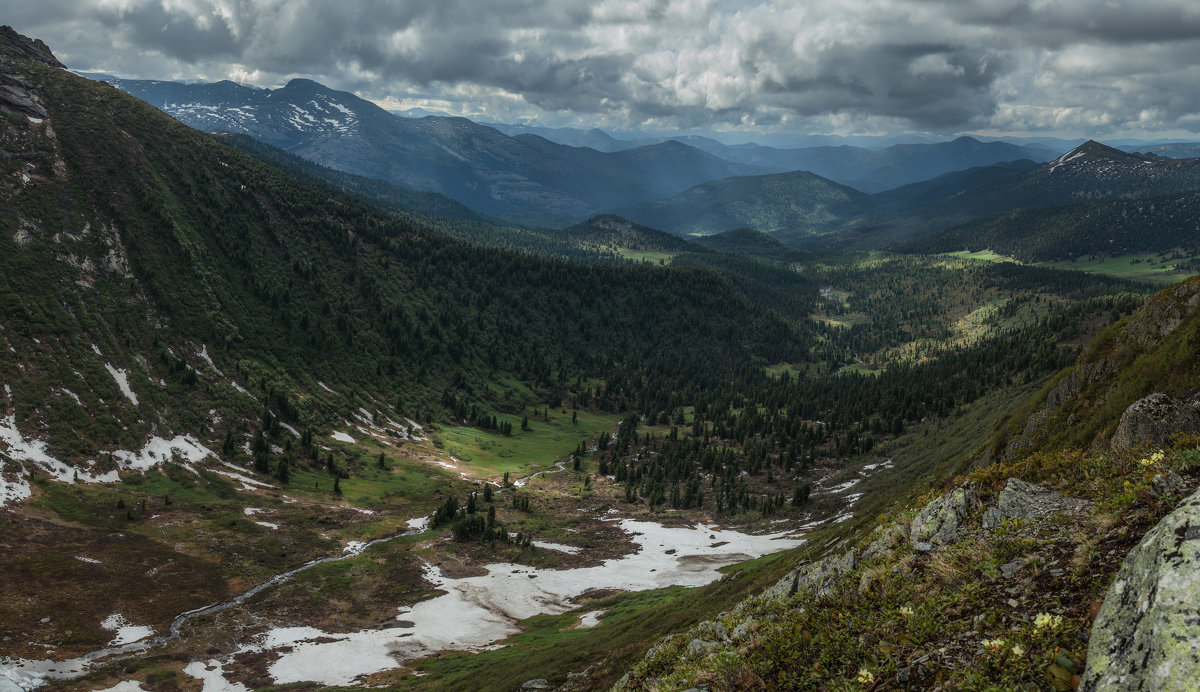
(10, 0, 1200, 137)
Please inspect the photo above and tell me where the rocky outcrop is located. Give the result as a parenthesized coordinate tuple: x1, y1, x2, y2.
(1002, 360, 1112, 460)
(1081, 486, 1200, 691)
(982, 478, 1091, 529)
(863, 523, 908, 560)
(1110, 393, 1200, 452)
(910, 482, 977, 551)
(0, 26, 64, 68)
(764, 549, 858, 601)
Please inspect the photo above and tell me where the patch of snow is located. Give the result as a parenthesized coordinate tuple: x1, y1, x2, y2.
(404, 417, 423, 431)
(406, 516, 429, 532)
(183, 660, 250, 692)
(330, 431, 355, 444)
(822, 479, 859, 494)
(238, 520, 803, 686)
(531, 540, 581, 555)
(0, 462, 32, 506)
(351, 507, 375, 515)
(110, 435, 213, 474)
(329, 102, 353, 115)
(278, 422, 300, 438)
(74, 556, 102, 564)
(243, 507, 264, 516)
(860, 459, 894, 474)
(197, 344, 218, 373)
(91, 343, 103, 355)
(104, 363, 138, 405)
(100, 614, 154, 645)
(343, 541, 367, 555)
(576, 610, 605, 628)
(95, 681, 149, 691)
(0, 413, 118, 488)
(317, 381, 335, 394)
(213, 462, 271, 490)
(255, 521, 279, 530)
(27, 116, 43, 124)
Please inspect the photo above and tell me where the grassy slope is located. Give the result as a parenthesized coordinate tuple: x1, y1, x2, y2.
(614, 276, 1200, 691)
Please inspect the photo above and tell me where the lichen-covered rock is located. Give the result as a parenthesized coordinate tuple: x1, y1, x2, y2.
(863, 523, 908, 560)
(1081, 486, 1200, 691)
(1110, 393, 1200, 452)
(981, 478, 1091, 529)
(910, 482, 977, 551)
(685, 638, 720, 659)
(763, 549, 858, 601)
(1151, 470, 1187, 500)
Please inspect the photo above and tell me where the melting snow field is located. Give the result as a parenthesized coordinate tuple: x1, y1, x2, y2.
(100, 614, 154, 646)
(330, 431, 355, 444)
(194, 519, 804, 687)
(0, 401, 217, 507)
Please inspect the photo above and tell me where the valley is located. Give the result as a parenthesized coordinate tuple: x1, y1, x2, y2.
(3, 21, 1200, 692)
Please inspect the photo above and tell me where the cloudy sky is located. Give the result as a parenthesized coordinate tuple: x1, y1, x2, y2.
(11, 0, 1200, 140)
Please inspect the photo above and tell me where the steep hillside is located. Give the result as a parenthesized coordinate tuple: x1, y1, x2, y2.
(208, 131, 613, 262)
(898, 191, 1200, 262)
(1, 30, 822, 489)
(618, 275, 1200, 692)
(99, 76, 758, 226)
(618, 170, 867, 237)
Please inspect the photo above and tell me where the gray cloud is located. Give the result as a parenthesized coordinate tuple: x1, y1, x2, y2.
(11, 0, 1200, 137)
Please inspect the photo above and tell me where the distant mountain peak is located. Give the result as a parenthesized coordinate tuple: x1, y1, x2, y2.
(0, 25, 64, 68)
(1044, 139, 1146, 174)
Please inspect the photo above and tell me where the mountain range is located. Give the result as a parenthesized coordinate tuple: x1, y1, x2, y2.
(6, 25, 1200, 692)
(94, 75, 761, 227)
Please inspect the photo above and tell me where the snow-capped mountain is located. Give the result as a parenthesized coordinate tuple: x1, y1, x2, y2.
(96, 76, 762, 226)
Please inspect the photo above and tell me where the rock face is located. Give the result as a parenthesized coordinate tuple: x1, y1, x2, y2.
(910, 482, 977, 551)
(764, 549, 858, 601)
(1110, 393, 1200, 452)
(0, 26, 64, 68)
(1081, 486, 1200, 691)
(981, 478, 1091, 529)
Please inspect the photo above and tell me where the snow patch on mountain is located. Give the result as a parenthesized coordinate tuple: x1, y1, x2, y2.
(104, 363, 138, 405)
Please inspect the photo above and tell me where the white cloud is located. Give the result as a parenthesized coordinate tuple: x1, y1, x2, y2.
(11, 0, 1200, 137)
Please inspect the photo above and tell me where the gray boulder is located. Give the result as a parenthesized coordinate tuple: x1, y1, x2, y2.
(910, 482, 977, 550)
(685, 638, 721, 659)
(764, 549, 857, 601)
(1081, 486, 1200, 690)
(982, 478, 1091, 529)
(1110, 393, 1200, 453)
(863, 523, 908, 560)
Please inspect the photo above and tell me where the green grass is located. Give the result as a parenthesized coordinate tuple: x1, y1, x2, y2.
(612, 247, 677, 264)
(944, 249, 1018, 263)
(434, 409, 622, 479)
(1036, 253, 1197, 283)
(944, 250, 1197, 284)
(763, 362, 808, 378)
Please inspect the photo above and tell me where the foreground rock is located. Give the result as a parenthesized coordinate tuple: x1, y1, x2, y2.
(1110, 393, 1200, 452)
(1081, 486, 1200, 691)
(982, 478, 1091, 529)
